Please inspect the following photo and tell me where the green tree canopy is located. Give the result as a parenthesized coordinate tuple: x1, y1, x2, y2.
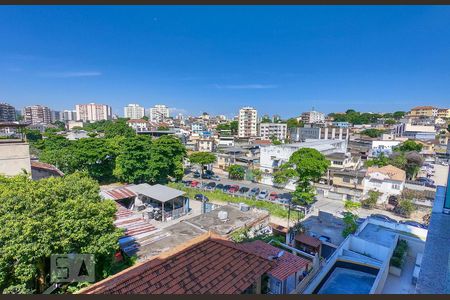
(113, 135, 153, 183)
(279, 148, 330, 206)
(395, 140, 423, 152)
(286, 118, 301, 129)
(0, 172, 122, 293)
(230, 121, 238, 135)
(227, 164, 245, 180)
(189, 152, 217, 175)
(393, 111, 406, 119)
(148, 135, 186, 183)
(361, 128, 385, 138)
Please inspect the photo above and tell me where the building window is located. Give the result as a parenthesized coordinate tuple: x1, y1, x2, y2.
(392, 184, 400, 190)
(343, 177, 351, 183)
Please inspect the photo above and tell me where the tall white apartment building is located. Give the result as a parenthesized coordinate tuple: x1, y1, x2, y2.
(75, 103, 112, 122)
(149, 104, 170, 122)
(124, 104, 145, 119)
(62, 110, 77, 122)
(299, 110, 325, 124)
(238, 106, 258, 138)
(259, 123, 287, 141)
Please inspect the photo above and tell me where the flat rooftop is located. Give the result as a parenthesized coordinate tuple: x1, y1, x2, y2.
(357, 223, 398, 248)
(134, 205, 269, 261)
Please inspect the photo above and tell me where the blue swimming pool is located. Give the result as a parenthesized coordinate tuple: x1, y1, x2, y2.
(313, 261, 379, 294)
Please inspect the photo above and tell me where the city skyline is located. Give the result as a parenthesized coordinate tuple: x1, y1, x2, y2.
(1, 6, 450, 117)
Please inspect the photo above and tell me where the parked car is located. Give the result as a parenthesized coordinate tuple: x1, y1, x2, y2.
(223, 184, 231, 192)
(229, 185, 240, 193)
(207, 182, 216, 188)
(193, 171, 201, 178)
(248, 187, 260, 197)
(269, 192, 278, 201)
(400, 220, 428, 229)
(239, 186, 250, 194)
(205, 169, 214, 175)
(201, 173, 212, 179)
(441, 161, 449, 166)
(215, 183, 224, 190)
(257, 189, 269, 200)
(318, 235, 331, 243)
(370, 214, 397, 223)
(210, 175, 221, 181)
(191, 180, 200, 188)
(194, 194, 209, 201)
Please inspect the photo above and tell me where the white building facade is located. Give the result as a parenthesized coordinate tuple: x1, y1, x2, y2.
(299, 110, 325, 124)
(124, 104, 145, 119)
(75, 103, 112, 122)
(259, 123, 287, 141)
(238, 106, 258, 138)
(149, 104, 170, 122)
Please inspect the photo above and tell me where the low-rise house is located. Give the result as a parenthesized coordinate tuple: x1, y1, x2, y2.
(370, 140, 401, 157)
(402, 124, 437, 141)
(326, 152, 360, 170)
(30, 160, 64, 180)
(127, 119, 149, 132)
(195, 137, 216, 152)
(79, 232, 274, 294)
(241, 240, 312, 294)
(362, 165, 406, 204)
(0, 139, 31, 176)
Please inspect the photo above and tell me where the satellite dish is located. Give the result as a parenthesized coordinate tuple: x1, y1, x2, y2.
(277, 251, 285, 258)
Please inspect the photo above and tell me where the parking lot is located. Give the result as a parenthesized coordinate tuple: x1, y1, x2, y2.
(183, 172, 296, 206)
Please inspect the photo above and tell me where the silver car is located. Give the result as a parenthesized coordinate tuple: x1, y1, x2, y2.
(257, 189, 268, 200)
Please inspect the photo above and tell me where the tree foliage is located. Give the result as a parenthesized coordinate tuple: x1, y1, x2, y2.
(228, 164, 245, 180)
(395, 140, 423, 152)
(189, 152, 217, 175)
(361, 191, 380, 209)
(148, 135, 186, 183)
(113, 136, 153, 183)
(83, 119, 135, 138)
(229, 121, 238, 135)
(0, 172, 122, 294)
(361, 128, 385, 138)
(286, 118, 302, 129)
(278, 148, 330, 206)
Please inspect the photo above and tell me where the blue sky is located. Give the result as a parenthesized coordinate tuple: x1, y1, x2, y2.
(1, 6, 450, 118)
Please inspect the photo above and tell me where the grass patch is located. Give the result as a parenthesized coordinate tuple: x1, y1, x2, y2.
(168, 182, 289, 219)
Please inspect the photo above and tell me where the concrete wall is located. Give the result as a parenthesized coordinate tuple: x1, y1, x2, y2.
(348, 236, 390, 262)
(0, 142, 31, 176)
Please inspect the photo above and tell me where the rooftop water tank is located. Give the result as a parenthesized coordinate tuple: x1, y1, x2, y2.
(217, 210, 228, 221)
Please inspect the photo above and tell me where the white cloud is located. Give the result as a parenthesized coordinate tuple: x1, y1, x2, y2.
(38, 71, 102, 78)
(213, 84, 278, 89)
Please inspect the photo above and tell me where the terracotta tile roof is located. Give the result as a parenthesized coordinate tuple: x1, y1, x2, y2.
(30, 161, 64, 176)
(295, 233, 321, 248)
(239, 240, 310, 281)
(103, 186, 137, 201)
(366, 164, 406, 182)
(126, 119, 148, 123)
(252, 139, 272, 145)
(411, 106, 437, 110)
(78, 233, 274, 294)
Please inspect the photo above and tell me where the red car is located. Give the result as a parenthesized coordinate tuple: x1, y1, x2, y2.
(229, 185, 240, 193)
(191, 180, 200, 187)
(269, 192, 278, 201)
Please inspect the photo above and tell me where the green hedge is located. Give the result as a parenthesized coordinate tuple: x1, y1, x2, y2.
(168, 182, 290, 219)
(390, 239, 408, 268)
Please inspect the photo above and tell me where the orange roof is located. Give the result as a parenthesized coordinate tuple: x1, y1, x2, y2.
(126, 119, 148, 123)
(295, 233, 321, 248)
(240, 240, 310, 281)
(252, 139, 272, 145)
(366, 165, 406, 182)
(411, 106, 437, 110)
(78, 232, 273, 294)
